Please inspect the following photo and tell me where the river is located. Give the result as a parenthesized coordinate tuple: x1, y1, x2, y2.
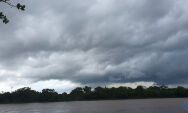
(0, 98, 187, 113)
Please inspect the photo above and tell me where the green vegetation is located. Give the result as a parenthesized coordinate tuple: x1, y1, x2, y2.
(0, 85, 188, 103)
(0, 0, 25, 24)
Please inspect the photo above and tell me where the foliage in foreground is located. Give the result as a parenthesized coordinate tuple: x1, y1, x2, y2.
(0, 0, 25, 24)
(0, 85, 188, 103)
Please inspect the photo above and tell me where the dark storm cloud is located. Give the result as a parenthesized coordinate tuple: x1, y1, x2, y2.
(0, 0, 188, 88)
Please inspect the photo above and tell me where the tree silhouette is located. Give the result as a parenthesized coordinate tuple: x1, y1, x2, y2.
(41, 89, 58, 102)
(1, 85, 188, 103)
(83, 86, 92, 93)
(0, 0, 25, 24)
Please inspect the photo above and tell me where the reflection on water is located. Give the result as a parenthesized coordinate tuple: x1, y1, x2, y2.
(0, 98, 187, 113)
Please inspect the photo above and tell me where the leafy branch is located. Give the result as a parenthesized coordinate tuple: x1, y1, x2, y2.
(0, 0, 25, 24)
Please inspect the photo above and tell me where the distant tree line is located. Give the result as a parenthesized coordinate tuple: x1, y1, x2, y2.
(0, 85, 188, 103)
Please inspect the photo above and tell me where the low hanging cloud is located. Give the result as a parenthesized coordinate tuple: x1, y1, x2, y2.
(0, 0, 188, 91)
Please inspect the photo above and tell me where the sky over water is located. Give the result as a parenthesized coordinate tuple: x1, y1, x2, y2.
(0, 0, 188, 92)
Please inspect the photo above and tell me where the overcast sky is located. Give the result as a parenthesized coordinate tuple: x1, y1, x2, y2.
(0, 0, 188, 92)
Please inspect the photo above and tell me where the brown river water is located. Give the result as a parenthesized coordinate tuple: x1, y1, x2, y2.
(0, 98, 187, 113)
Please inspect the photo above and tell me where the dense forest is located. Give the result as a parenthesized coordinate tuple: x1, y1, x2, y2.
(0, 85, 188, 103)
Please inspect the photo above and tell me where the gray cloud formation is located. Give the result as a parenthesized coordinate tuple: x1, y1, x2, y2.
(0, 0, 188, 88)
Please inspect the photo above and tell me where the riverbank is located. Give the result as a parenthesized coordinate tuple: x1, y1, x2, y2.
(1, 85, 188, 104)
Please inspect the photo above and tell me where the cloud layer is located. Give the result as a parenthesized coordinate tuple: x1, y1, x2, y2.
(0, 0, 188, 91)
